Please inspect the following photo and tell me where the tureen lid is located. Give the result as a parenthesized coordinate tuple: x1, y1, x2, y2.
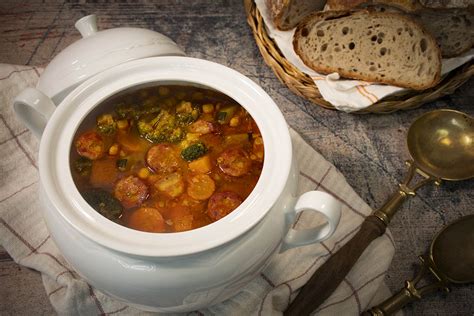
(37, 15, 185, 103)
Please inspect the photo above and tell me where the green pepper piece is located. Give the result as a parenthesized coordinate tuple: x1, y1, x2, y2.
(75, 156, 92, 176)
(82, 189, 123, 221)
(181, 142, 208, 161)
(116, 158, 128, 171)
(216, 105, 237, 124)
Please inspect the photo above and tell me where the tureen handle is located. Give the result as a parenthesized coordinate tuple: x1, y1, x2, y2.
(281, 191, 341, 252)
(13, 87, 56, 139)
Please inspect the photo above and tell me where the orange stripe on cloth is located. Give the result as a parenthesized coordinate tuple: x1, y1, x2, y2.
(356, 85, 378, 103)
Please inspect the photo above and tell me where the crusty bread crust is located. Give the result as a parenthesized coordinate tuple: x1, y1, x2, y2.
(265, 0, 286, 27)
(418, 9, 474, 57)
(266, 0, 326, 30)
(362, 5, 474, 57)
(326, 0, 421, 11)
(419, 0, 473, 8)
(325, 1, 474, 57)
(293, 10, 442, 90)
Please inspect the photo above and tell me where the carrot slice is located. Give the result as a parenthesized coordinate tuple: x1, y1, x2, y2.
(117, 130, 144, 152)
(187, 174, 216, 201)
(128, 207, 166, 233)
(89, 158, 118, 187)
(169, 205, 194, 232)
(155, 173, 185, 198)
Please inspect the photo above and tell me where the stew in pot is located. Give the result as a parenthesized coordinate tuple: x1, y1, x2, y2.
(70, 84, 264, 233)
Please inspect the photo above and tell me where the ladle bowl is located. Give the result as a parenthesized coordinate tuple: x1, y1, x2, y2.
(431, 214, 474, 283)
(366, 215, 474, 315)
(285, 109, 474, 316)
(407, 109, 474, 181)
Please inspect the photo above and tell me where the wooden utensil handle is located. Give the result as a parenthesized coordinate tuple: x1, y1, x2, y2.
(284, 215, 386, 316)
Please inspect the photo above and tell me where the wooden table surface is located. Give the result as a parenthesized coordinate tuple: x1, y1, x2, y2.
(0, 1, 473, 315)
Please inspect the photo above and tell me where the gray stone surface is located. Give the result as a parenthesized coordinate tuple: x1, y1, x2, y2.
(0, 1, 472, 315)
(0, 249, 54, 315)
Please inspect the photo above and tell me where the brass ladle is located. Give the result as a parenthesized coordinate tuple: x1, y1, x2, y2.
(365, 214, 474, 315)
(285, 109, 474, 316)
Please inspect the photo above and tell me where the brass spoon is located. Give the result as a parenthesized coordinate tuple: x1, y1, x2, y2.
(365, 214, 474, 315)
(285, 109, 474, 316)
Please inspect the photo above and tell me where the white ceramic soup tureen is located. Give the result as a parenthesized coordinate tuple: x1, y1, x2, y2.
(13, 16, 341, 312)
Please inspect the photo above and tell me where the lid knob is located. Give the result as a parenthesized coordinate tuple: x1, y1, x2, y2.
(75, 15, 98, 38)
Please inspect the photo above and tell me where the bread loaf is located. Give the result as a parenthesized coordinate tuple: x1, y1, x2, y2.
(419, 10, 474, 57)
(324, 0, 474, 57)
(357, 5, 473, 57)
(265, 0, 326, 30)
(361, 5, 474, 57)
(293, 10, 442, 89)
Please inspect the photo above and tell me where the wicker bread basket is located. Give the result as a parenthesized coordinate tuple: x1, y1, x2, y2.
(244, 0, 474, 113)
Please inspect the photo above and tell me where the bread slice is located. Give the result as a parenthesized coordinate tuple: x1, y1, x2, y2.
(419, 10, 474, 57)
(265, 0, 326, 30)
(293, 10, 442, 89)
(361, 5, 474, 57)
(326, 1, 474, 57)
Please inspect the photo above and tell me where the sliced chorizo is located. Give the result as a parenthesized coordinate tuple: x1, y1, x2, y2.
(128, 207, 166, 233)
(146, 144, 179, 173)
(207, 191, 243, 221)
(217, 148, 251, 177)
(155, 172, 185, 198)
(114, 175, 148, 208)
(188, 119, 217, 134)
(187, 174, 216, 201)
(75, 131, 105, 160)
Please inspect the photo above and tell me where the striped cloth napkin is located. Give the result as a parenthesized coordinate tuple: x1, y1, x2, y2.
(0, 64, 395, 315)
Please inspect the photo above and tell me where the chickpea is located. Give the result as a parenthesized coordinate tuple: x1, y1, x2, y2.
(202, 103, 214, 113)
(229, 116, 240, 127)
(108, 144, 119, 156)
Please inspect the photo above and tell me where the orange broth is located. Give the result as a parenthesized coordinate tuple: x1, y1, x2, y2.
(70, 85, 264, 233)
